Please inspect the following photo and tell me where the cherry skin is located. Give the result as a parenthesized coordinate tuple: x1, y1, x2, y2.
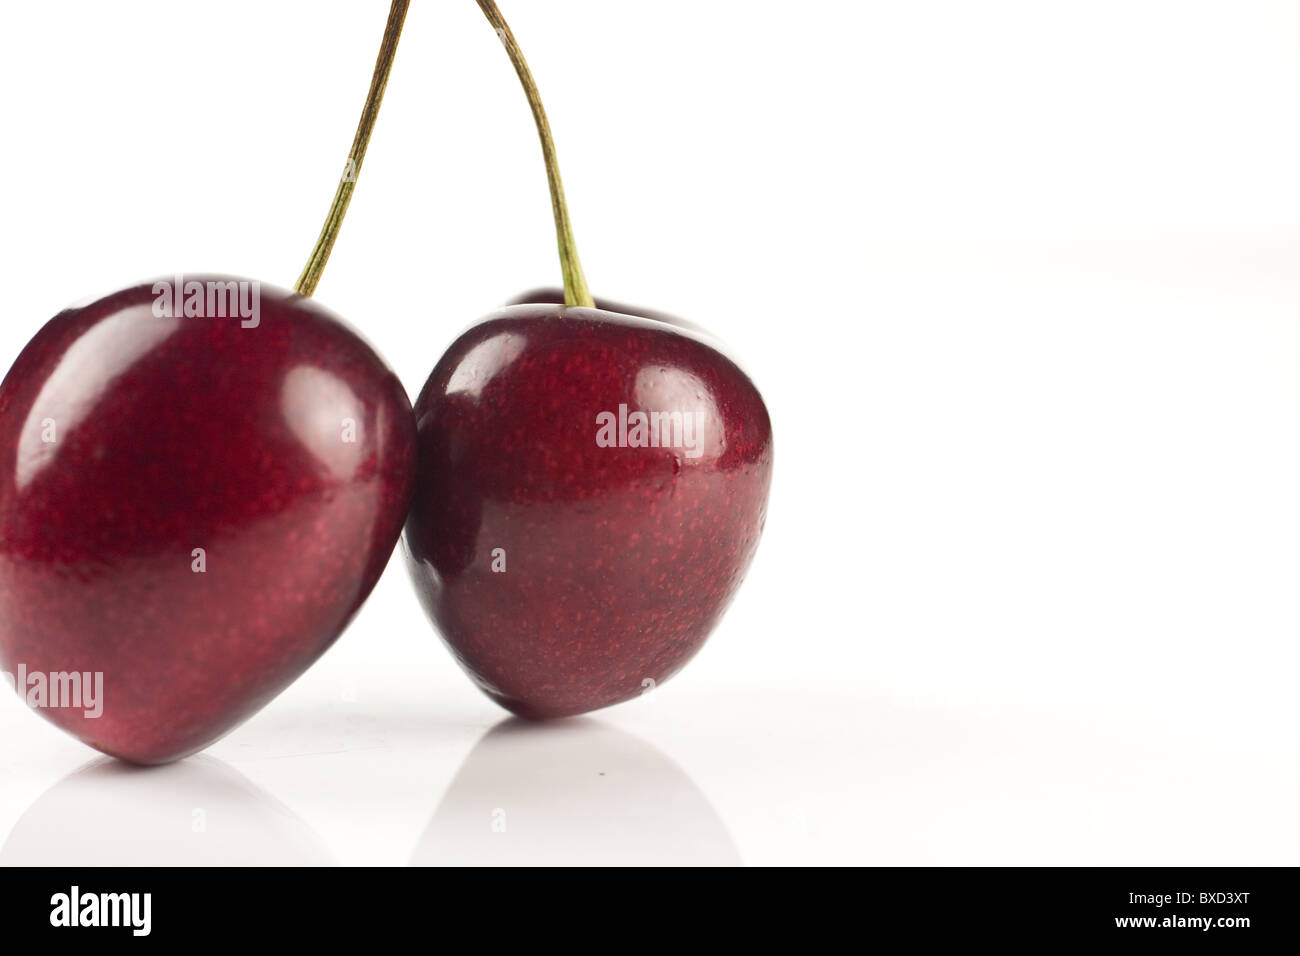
(404, 300, 772, 718)
(0, 277, 415, 764)
(506, 287, 707, 334)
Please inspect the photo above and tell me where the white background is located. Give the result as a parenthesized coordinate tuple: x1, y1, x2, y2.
(2, 0, 1300, 865)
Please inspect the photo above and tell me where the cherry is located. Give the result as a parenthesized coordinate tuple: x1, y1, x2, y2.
(0, 1, 414, 763)
(505, 287, 708, 335)
(403, 2, 773, 718)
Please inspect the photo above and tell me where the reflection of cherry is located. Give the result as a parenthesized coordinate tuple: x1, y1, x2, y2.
(0, 2, 415, 764)
(413, 719, 740, 866)
(403, 1, 773, 719)
(1, 756, 335, 866)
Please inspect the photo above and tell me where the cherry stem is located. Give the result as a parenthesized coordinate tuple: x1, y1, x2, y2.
(476, 0, 594, 308)
(295, 0, 410, 297)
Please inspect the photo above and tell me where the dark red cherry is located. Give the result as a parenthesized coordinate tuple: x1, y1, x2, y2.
(403, 301, 772, 718)
(505, 287, 707, 334)
(0, 277, 415, 764)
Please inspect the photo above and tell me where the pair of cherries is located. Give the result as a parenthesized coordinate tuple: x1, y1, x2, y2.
(0, 1, 772, 764)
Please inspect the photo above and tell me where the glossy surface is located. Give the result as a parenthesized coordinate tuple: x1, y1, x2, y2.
(414, 719, 740, 865)
(506, 287, 706, 334)
(404, 301, 772, 718)
(0, 278, 415, 764)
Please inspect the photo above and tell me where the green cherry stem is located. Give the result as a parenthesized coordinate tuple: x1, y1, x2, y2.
(476, 0, 594, 308)
(295, 0, 410, 297)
